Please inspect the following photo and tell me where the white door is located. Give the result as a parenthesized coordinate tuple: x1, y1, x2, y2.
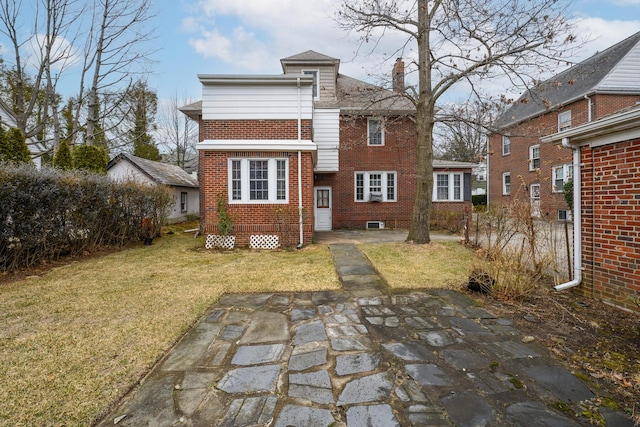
(530, 183, 541, 218)
(314, 187, 332, 231)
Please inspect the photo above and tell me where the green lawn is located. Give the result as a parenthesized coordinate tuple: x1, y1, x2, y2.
(0, 231, 476, 426)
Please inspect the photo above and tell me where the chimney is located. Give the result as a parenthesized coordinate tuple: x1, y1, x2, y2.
(392, 58, 405, 93)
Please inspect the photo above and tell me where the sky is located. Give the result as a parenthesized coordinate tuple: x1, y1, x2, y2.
(148, 0, 640, 104)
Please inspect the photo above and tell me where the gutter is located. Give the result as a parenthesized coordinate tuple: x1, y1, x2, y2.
(555, 137, 582, 291)
(297, 77, 304, 249)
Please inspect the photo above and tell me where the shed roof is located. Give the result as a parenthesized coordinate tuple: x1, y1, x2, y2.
(108, 153, 198, 188)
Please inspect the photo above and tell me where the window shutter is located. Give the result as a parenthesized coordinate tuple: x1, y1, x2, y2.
(464, 173, 472, 201)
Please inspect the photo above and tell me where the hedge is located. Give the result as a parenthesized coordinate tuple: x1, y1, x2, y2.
(0, 163, 174, 272)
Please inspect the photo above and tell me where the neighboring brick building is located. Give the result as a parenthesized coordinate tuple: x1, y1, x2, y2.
(542, 105, 640, 313)
(182, 51, 474, 247)
(488, 31, 640, 221)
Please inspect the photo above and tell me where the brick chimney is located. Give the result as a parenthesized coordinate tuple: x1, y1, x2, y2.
(392, 58, 405, 93)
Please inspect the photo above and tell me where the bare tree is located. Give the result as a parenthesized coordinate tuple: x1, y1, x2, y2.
(435, 102, 496, 162)
(77, 0, 156, 146)
(0, 0, 81, 151)
(157, 94, 198, 170)
(337, 0, 580, 243)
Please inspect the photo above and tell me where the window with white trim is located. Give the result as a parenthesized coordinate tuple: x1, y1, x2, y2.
(367, 118, 384, 146)
(529, 145, 540, 170)
(302, 70, 319, 99)
(558, 209, 572, 221)
(558, 110, 571, 131)
(228, 158, 288, 203)
(552, 163, 573, 192)
(433, 173, 463, 201)
(502, 135, 511, 155)
(355, 171, 396, 202)
(502, 172, 511, 195)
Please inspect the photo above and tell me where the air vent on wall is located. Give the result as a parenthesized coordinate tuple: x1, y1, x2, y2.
(366, 221, 385, 230)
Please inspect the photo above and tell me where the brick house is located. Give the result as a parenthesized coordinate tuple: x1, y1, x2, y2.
(182, 51, 474, 247)
(488, 31, 640, 221)
(541, 104, 640, 313)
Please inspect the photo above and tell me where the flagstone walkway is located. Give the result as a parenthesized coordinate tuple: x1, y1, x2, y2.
(97, 242, 632, 426)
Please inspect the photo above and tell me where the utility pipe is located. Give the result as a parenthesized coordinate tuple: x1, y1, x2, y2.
(556, 138, 582, 290)
(584, 95, 592, 122)
(296, 78, 304, 248)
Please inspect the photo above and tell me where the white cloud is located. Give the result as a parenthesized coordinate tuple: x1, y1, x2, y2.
(572, 17, 640, 61)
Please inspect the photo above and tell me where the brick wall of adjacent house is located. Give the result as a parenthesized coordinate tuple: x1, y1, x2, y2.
(579, 139, 640, 313)
(315, 115, 472, 229)
(198, 118, 314, 247)
(489, 95, 640, 219)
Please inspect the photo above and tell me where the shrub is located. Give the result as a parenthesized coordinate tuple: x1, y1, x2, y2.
(0, 164, 173, 272)
(563, 180, 573, 210)
(430, 210, 464, 233)
(472, 194, 487, 207)
(73, 145, 108, 174)
(53, 139, 74, 170)
(0, 126, 32, 165)
(215, 193, 233, 236)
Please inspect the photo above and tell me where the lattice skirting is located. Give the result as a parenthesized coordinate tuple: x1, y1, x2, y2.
(249, 235, 280, 249)
(205, 235, 236, 249)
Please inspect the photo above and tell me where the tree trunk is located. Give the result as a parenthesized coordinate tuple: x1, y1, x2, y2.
(407, 0, 434, 244)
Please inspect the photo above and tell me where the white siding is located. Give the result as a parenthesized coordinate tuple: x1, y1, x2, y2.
(598, 40, 640, 91)
(285, 65, 337, 101)
(313, 109, 339, 172)
(169, 187, 199, 223)
(202, 84, 313, 120)
(107, 161, 155, 185)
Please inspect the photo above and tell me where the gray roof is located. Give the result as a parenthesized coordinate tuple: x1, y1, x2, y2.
(433, 159, 477, 169)
(108, 153, 198, 188)
(319, 74, 415, 114)
(497, 31, 640, 129)
(280, 50, 341, 69)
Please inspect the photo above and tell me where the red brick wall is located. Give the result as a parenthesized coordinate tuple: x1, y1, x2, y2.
(489, 95, 640, 218)
(315, 115, 471, 229)
(200, 119, 312, 140)
(199, 150, 314, 247)
(198, 116, 314, 247)
(580, 139, 640, 313)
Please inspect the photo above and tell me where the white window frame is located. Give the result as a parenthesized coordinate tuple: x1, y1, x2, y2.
(502, 172, 511, 195)
(302, 70, 319, 100)
(432, 172, 463, 202)
(552, 163, 573, 193)
(354, 171, 397, 202)
(558, 110, 571, 131)
(180, 192, 188, 213)
(367, 118, 385, 146)
(228, 158, 289, 204)
(558, 209, 572, 221)
(502, 135, 511, 155)
(529, 144, 540, 171)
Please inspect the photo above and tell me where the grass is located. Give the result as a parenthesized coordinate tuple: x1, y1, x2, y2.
(359, 241, 475, 289)
(0, 231, 339, 426)
(0, 229, 477, 426)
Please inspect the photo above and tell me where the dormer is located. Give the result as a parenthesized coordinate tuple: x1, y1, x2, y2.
(280, 50, 340, 102)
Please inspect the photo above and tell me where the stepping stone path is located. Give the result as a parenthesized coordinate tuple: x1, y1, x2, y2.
(98, 244, 632, 426)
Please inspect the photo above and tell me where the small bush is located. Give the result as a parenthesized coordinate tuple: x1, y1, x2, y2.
(472, 194, 487, 207)
(430, 210, 464, 233)
(73, 145, 108, 174)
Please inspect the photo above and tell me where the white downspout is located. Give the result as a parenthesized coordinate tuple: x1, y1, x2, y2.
(297, 78, 304, 248)
(584, 95, 592, 122)
(556, 137, 582, 290)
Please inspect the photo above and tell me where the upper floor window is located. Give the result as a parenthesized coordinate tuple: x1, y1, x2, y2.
(529, 145, 540, 170)
(433, 172, 462, 201)
(229, 158, 288, 203)
(552, 163, 573, 192)
(502, 172, 511, 195)
(502, 135, 511, 155)
(355, 171, 396, 202)
(302, 70, 319, 99)
(368, 118, 384, 146)
(558, 110, 571, 131)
